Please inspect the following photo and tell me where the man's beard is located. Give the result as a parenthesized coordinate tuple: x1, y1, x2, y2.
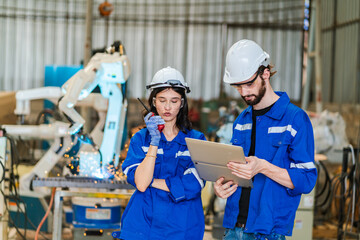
(241, 79, 266, 106)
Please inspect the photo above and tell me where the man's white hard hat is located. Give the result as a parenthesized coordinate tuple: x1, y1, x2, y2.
(146, 66, 190, 93)
(223, 39, 270, 84)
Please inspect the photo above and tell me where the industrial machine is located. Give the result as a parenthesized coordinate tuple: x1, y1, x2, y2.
(1, 41, 131, 238)
(58, 41, 130, 178)
(56, 41, 131, 237)
(2, 88, 109, 195)
(2, 41, 130, 187)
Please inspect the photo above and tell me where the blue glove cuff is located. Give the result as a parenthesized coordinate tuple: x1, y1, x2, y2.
(150, 136, 160, 146)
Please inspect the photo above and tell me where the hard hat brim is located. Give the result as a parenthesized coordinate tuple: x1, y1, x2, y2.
(223, 70, 256, 84)
(146, 83, 191, 93)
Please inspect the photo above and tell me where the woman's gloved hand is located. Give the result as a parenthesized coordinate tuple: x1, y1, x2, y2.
(144, 112, 165, 146)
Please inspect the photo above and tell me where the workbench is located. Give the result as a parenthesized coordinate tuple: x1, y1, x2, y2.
(33, 177, 134, 240)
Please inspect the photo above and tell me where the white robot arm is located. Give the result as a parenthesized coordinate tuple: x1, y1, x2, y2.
(2, 120, 73, 195)
(2, 92, 110, 194)
(14, 87, 62, 116)
(59, 51, 130, 135)
(13, 87, 63, 125)
(3, 42, 131, 188)
(59, 43, 131, 178)
(2, 80, 114, 194)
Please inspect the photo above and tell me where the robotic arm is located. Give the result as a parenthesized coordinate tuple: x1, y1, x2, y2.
(59, 42, 131, 178)
(2, 92, 110, 194)
(59, 45, 130, 135)
(13, 87, 62, 124)
(3, 41, 131, 193)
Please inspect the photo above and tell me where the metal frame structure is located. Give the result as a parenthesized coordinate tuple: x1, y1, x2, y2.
(338, 147, 360, 240)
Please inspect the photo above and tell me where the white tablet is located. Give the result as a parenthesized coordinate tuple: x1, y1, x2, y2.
(185, 138, 253, 188)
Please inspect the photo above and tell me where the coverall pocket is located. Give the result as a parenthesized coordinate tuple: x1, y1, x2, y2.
(270, 136, 291, 166)
(271, 135, 291, 148)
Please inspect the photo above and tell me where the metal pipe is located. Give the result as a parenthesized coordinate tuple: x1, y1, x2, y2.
(301, 0, 316, 110)
(219, 23, 228, 99)
(315, 0, 323, 113)
(84, 0, 93, 66)
(330, 0, 337, 103)
(358, 0, 360, 104)
(82, 0, 93, 133)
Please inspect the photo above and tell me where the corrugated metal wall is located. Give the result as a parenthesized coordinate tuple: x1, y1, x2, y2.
(321, 0, 360, 104)
(0, 0, 305, 101)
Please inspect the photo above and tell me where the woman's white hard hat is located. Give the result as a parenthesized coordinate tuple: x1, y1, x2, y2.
(146, 66, 190, 93)
(223, 39, 270, 84)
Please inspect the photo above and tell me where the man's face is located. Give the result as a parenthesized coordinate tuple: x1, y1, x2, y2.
(241, 77, 266, 105)
(231, 71, 266, 106)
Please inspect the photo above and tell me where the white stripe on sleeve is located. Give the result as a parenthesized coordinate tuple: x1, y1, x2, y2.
(123, 163, 140, 175)
(290, 162, 316, 169)
(184, 168, 205, 189)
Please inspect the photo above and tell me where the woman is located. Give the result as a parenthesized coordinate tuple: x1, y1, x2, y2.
(120, 67, 206, 240)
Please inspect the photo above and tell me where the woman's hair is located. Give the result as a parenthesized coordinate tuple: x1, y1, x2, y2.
(146, 87, 192, 133)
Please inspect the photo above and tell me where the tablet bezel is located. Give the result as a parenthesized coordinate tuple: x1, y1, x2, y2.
(185, 138, 253, 188)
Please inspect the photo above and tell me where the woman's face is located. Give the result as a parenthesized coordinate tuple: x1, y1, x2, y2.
(153, 88, 183, 123)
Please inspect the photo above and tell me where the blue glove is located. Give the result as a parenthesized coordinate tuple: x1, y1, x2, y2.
(144, 112, 165, 146)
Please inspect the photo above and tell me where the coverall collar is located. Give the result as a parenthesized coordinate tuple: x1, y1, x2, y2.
(243, 91, 290, 120)
(160, 128, 188, 145)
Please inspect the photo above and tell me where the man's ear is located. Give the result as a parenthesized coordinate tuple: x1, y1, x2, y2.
(262, 68, 271, 80)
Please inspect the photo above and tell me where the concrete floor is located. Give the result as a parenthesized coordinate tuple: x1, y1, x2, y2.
(10, 227, 218, 240)
(204, 230, 215, 240)
(9, 224, 346, 240)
